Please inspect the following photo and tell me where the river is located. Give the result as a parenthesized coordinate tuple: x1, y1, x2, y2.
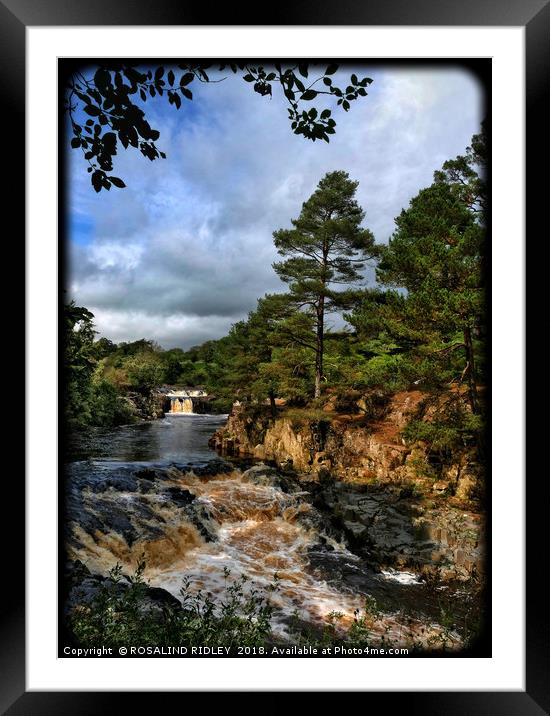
(65, 414, 468, 649)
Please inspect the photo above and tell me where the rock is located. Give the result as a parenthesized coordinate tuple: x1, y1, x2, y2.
(316, 482, 484, 581)
(455, 471, 478, 502)
(242, 464, 282, 486)
(322, 395, 338, 413)
(92, 473, 139, 494)
(342, 520, 369, 543)
(194, 460, 233, 476)
(136, 586, 182, 612)
(65, 564, 181, 617)
(172, 460, 232, 477)
(210, 394, 428, 484)
(254, 444, 266, 460)
(67, 462, 214, 553)
(135, 468, 160, 481)
(241, 463, 303, 494)
(183, 502, 218, 542)
(65, 559, 92, 585)
(66, 574, 126, 613)
(166, 487, 195, 506)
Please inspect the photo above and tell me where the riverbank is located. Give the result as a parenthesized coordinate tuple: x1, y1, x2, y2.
(209, 390, 485, 582)
(64, 393, 487, 653)
(65, 427, 483, 652)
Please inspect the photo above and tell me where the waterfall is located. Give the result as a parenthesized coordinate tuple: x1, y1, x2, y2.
(170, 397, 194, 414)
(181, 398, 193, 413)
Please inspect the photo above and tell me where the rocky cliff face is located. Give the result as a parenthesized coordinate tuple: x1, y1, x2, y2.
(209, 390, 485, 581)
(123, 390, 166, 422)
(209, 391, 481, 503)
(313, 480, 484, 581)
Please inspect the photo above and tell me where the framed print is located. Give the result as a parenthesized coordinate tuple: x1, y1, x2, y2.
(57, 53, 493, 664)
(10, 0, 545, 710)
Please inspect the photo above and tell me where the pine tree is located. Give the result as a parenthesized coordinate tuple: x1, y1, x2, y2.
(376, 153, 485, 412)
(272, 170, 376, 398)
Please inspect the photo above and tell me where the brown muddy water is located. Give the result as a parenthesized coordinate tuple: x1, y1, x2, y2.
(65, 415, 472, 649)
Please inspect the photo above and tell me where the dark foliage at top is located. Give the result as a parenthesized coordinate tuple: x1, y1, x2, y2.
(65, 62, 372, 192)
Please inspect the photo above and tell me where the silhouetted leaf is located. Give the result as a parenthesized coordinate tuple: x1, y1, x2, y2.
(180, 72, 194, 86)
(83, 104, 101, 116)
(68, 61, 370, 193)
(102, 132, 117, 149)
(94, 68, 111, 93)
(91, 170, 103, 192)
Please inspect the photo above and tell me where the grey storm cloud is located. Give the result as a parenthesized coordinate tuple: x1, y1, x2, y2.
(67, 64, 483, 348)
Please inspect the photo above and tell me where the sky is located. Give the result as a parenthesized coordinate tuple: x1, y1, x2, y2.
(67, 63, 484, 349)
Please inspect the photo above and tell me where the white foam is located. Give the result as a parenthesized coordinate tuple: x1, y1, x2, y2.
(380, 568, 423, 585)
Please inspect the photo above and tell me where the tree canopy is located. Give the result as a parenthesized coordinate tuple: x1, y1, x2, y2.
(374, 126, 486, 412)
(272, 170, 376, 397)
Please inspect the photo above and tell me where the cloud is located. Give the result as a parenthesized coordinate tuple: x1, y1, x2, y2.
(67, 63, 483, 348)
(88, 308, 236, 348)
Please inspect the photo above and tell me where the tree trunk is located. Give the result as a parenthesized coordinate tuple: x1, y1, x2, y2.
(315, 298, 324, 399)
(269, 389, 276, 418)
(463, 325, 478, 414)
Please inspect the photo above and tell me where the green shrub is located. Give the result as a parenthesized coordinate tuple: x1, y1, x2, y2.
(207, 396, 234, 414)
(402, 411, 482, 454)
(69, 559, 276, 649)
(89, 379, 136, 426)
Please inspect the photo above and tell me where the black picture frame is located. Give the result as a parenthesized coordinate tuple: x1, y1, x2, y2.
(10, 0, 545, 710)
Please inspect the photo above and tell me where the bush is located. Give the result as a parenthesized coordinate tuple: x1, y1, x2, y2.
(282, 406, 328, 428)
(125, 353, 166, 394)
(207, 396, 234, 414)
(89, 379, 136, 426)
(69, 559, 276, 648)
(402, 408, 483, 455)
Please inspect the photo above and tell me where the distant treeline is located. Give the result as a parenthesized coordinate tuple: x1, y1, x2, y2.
(65, 125, 487, 450)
